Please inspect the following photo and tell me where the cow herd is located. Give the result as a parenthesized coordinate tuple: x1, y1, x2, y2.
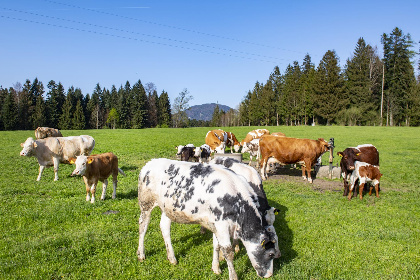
(19, 127, 382, 280)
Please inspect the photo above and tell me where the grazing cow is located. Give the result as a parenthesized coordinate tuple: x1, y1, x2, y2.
(20, 135, 95, 181)
(179, 146, 198, 162)
(205, 129, 227, 153)
(240, 129, 270, 146)
(35, 127, 63, 139)
(337, 144, 379, 196)
(194, 144, 212, 163)
(241, 138, 261, 167)
(175, 144, 195, 157)
(348, 161, 382, 200)
(137, 158, 278, 280)
(70, 153, 126, 203)
(259, 136, 330, 182)
(225, 131, 241, 153)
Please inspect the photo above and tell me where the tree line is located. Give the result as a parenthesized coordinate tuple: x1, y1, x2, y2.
(237, 27, 420, 127)
(0, 78, 172, 131)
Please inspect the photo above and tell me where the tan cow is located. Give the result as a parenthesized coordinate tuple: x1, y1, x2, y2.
(348, 161, 382, 200)
(259, 135, 330, 182)
(271, 132, 286, 137)
(205, 129, 227, 153)
(225, 131, 241, 153)
(20, 135, 95, 181)
(240, 129, 270, 146)
(35, 127, 63, 139)
(70, 153, 126, 203)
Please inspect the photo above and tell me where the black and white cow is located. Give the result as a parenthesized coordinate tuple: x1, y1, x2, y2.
(210, 157, 280, 257)
(194, 144, 212, 163)
(137, 158, 277, 280)
(179, 146, 198, 162)
(175, 144, 195, 158)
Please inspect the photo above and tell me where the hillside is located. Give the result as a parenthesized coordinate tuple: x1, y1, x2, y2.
(185, 103, 232, 121)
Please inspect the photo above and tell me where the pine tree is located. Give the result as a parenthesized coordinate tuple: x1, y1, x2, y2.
(382, 27, 416, 126)
(157, 90, 172, 127)
(32, 95, 47, 128)
(59, 93, 73, 130)
(301, 55, 316, 125)
(117, 85, 130, 129)
(314, 50, 344, 125)
(46, 80, 65, 128)
(131, 80, 148, 129)
(1, 88, 19, 130)
(72, 99, 85, 129)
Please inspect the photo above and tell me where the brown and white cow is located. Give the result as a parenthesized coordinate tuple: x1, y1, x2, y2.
(259, 136, 330, 182)
(270, 132, 286, 137)
(70, 153, 126, 203)
(240, 129, 270, 146)
(241, 139, 261, 167)
(20, 135, 95, 181)
(337, 144, 379, 196)
(35, 127, 63, 139)
(205, 129, 227, 153)
(225, 131, 241, 153)
(348, 161, 382, 200)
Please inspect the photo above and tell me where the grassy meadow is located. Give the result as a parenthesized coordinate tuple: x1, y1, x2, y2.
(1, 126, 419, 279)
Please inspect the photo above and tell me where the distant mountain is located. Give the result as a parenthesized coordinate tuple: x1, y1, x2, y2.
(186, 103, 232, 121)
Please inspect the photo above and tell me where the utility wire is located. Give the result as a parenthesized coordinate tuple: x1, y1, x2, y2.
(1, 7, 289, 62)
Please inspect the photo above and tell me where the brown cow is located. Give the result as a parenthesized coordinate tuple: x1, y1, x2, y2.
(225, 131, 241, 153)
(35, 127, 63, 139)
(70, 153, 126, 203)
(259, 136, 330, 182)
(240, 129, 270, 146)
(205, 129, 226, 153)
(337, 144, 379, 196)
(348, 161, 382, 200)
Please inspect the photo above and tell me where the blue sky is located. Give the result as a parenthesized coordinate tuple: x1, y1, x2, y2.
(1, 0, 419, 109)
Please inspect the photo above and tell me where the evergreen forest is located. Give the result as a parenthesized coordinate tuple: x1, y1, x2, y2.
(1, 27, 419, 130)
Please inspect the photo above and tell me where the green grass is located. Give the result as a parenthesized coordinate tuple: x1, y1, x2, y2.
(1, 126, 419, 279)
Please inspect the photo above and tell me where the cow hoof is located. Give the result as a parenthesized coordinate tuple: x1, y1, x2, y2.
(168, 258, 177, 265)
(137, 252, 145, 262)
(212, 265, 222, 275)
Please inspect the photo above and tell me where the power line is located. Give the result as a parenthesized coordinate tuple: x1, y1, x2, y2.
(42, 0, 313, 57)
(1, 7, 289, 62)
(0, 14, 283, 64)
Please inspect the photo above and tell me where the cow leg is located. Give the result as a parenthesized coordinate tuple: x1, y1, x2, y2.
(374, 183, 380, 197)
(90, 183, 97, 203)
(160, 212, 177, 265)
(212, 234, 222, 274)
(83, 177, 90, 202)
(215, 233, 237, 280)
(249, 155, 253, 166)
(101, 179, 108, 200)
(37, 165, 45, 181)
(359, 183, 365, 200)
(53, 157, 60, 181)
(112, 177, 117, 199)
(260, 158, 267, 180)
(137, 208, 153, 261)
(305, 161, 313, 183)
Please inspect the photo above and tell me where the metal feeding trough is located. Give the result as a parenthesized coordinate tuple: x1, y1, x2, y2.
(213, 153, 243, 162)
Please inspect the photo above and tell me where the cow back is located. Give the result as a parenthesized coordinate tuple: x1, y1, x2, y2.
(85, 153, 118, 181)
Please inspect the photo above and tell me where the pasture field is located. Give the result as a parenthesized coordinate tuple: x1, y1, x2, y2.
(1, 126, 419, 279)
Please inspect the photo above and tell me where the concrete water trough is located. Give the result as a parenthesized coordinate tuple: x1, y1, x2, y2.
(213, 153, 243, 162)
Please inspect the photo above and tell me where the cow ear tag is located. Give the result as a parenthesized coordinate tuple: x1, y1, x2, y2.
(87, 158, 94, 164)
(261, 239, 266, 247)
(69, 159, 75, 164)
(356, 153, 360, 156)
(33, 143, 38, 148)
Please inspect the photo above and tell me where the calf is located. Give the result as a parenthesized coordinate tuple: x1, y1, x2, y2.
(137, 158, 278, 280)
(241, 138, 260, 167)
(194, 144, 212, 163)
(179, 146, 198, 162)
(20, 135, 95, 181)
(348, 161, 382, 200)
(35, 127, 63, 139)
(337, 144, 379, 196)
(70, 153, 126, 203)
(175, 144, 195, 158)
(259, 136, 330, 182)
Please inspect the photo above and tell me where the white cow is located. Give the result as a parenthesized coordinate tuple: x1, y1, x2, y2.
(20, 135, 95, 181)
(137, 158, 278, 280)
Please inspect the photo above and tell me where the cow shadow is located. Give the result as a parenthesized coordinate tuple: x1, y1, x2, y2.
(119, 189, 138, 200)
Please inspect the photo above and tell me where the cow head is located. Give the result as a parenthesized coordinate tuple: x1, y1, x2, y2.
(70, 155, 93, 176)
(318, 138, 330, 153)
(175, 145, 184, 156)
(193, 147, 201, 158)
(20, 137, 36, 156)
(233, 144, 241, 153)
(242, 229, 277, 278)
(337, 148, 360, 171)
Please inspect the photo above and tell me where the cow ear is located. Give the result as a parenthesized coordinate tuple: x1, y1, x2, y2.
(337, 152, 343, 157)
(87, 158, 94, 164)
(33, 142, 38, 148)
(20, 143, 24, 147)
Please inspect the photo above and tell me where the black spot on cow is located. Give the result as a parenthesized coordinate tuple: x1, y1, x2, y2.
(190, 164, 214, 178)
(142, 170, 151, 186)
(198, 199, 205, 204)
(210, 206, 222, 221)
(191, 207, 199, 214)
(206, 179, 221, 193)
